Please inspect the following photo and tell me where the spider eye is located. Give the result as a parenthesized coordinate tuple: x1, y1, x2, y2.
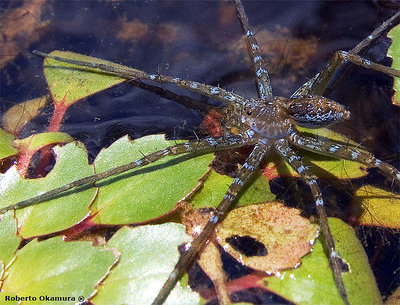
(246, 110, 252, 116)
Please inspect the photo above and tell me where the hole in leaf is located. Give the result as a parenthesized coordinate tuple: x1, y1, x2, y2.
(225, 235, 268, 257)
(338, 257, 350, 273)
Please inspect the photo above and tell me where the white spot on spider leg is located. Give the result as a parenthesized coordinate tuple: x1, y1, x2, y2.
(190, 82, 199, 89)
(207, 138, 218, 147)
(297, 165, 306, 173)
(329, 145, 340, 153)
(209, 214, 219, 223)
(351, 151, 360, 160)
(331, 250, 337, 257)
(253, 56, 262, 62)
(184, 143, 193, 151)
(210, 87, 220, 95)
(149, 74, 157, 80)
(244, 129, 255, 139)
(223, 193, 233, 201)
(135, 159, 143, 166)
(233, 177, 244, 186)
(256, 67, 268, 78)
(246, 30, 254, 37)
(161, 149, 169, 156)
(242, 163, 255, 171)
(224, 95, 237, 102)
(316, 198, 324, 206)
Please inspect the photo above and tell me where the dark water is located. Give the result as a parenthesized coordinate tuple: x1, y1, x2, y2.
(1, 0, 399, 302)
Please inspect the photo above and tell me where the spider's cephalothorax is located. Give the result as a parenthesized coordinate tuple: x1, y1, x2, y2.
(2, 1, 400, 305)
(237, 95, 350, 142)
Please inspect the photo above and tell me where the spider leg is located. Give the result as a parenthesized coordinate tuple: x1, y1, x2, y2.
(311, 50, 400, 96)
(290, 73, 321, 98)
(152, 141, 269, 305)
(0, 135, 250, 214)
(233, 0, 273, 100)
(289, 132, 400, 184)
(295, 10, 400, 97)
(32, 50, 247, 107)
(351, 11, 400, 54)
(275, 138, 350, 305)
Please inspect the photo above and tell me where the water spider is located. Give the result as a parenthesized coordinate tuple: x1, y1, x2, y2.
(0, 1, 399, 305)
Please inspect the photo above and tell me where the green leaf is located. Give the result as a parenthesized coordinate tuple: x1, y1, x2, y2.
(0, 128, 18, 160)
(297, 127, 368, 179)
(0, 142, 96, 238)
(190, 169, 275, 209)
(90, 135, 214, 224)
(44, 51, 127, 107)
(1, 237, 116, 305)
(0, 213, 20, 266)
(354, 186, 400, 228)
(13, 132, 74, 153)
(388, 24, 400, 105)
(91, 224, 200, 305)
(265, 218, 381, 305)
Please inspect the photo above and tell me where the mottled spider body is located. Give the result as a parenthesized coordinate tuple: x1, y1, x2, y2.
(237, 95, 350, 142)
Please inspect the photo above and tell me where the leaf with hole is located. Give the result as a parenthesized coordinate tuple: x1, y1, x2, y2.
(0, 142, 95, 238)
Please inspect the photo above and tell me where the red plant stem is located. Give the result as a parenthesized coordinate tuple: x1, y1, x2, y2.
(48, 101, 68, 132)
(35, 101, 69, 177)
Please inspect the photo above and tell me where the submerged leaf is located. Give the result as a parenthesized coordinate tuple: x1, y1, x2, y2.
(91, 224, 200, 305)
(43, 51, 128, 107)
(1, 237, 116, 305)
(1, 95, 49, 136)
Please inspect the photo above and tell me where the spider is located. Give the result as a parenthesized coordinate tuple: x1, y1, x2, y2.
(1, 1, 399, 305)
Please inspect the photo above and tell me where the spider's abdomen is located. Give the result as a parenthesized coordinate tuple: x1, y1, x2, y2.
(287, 95, 350, 128)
